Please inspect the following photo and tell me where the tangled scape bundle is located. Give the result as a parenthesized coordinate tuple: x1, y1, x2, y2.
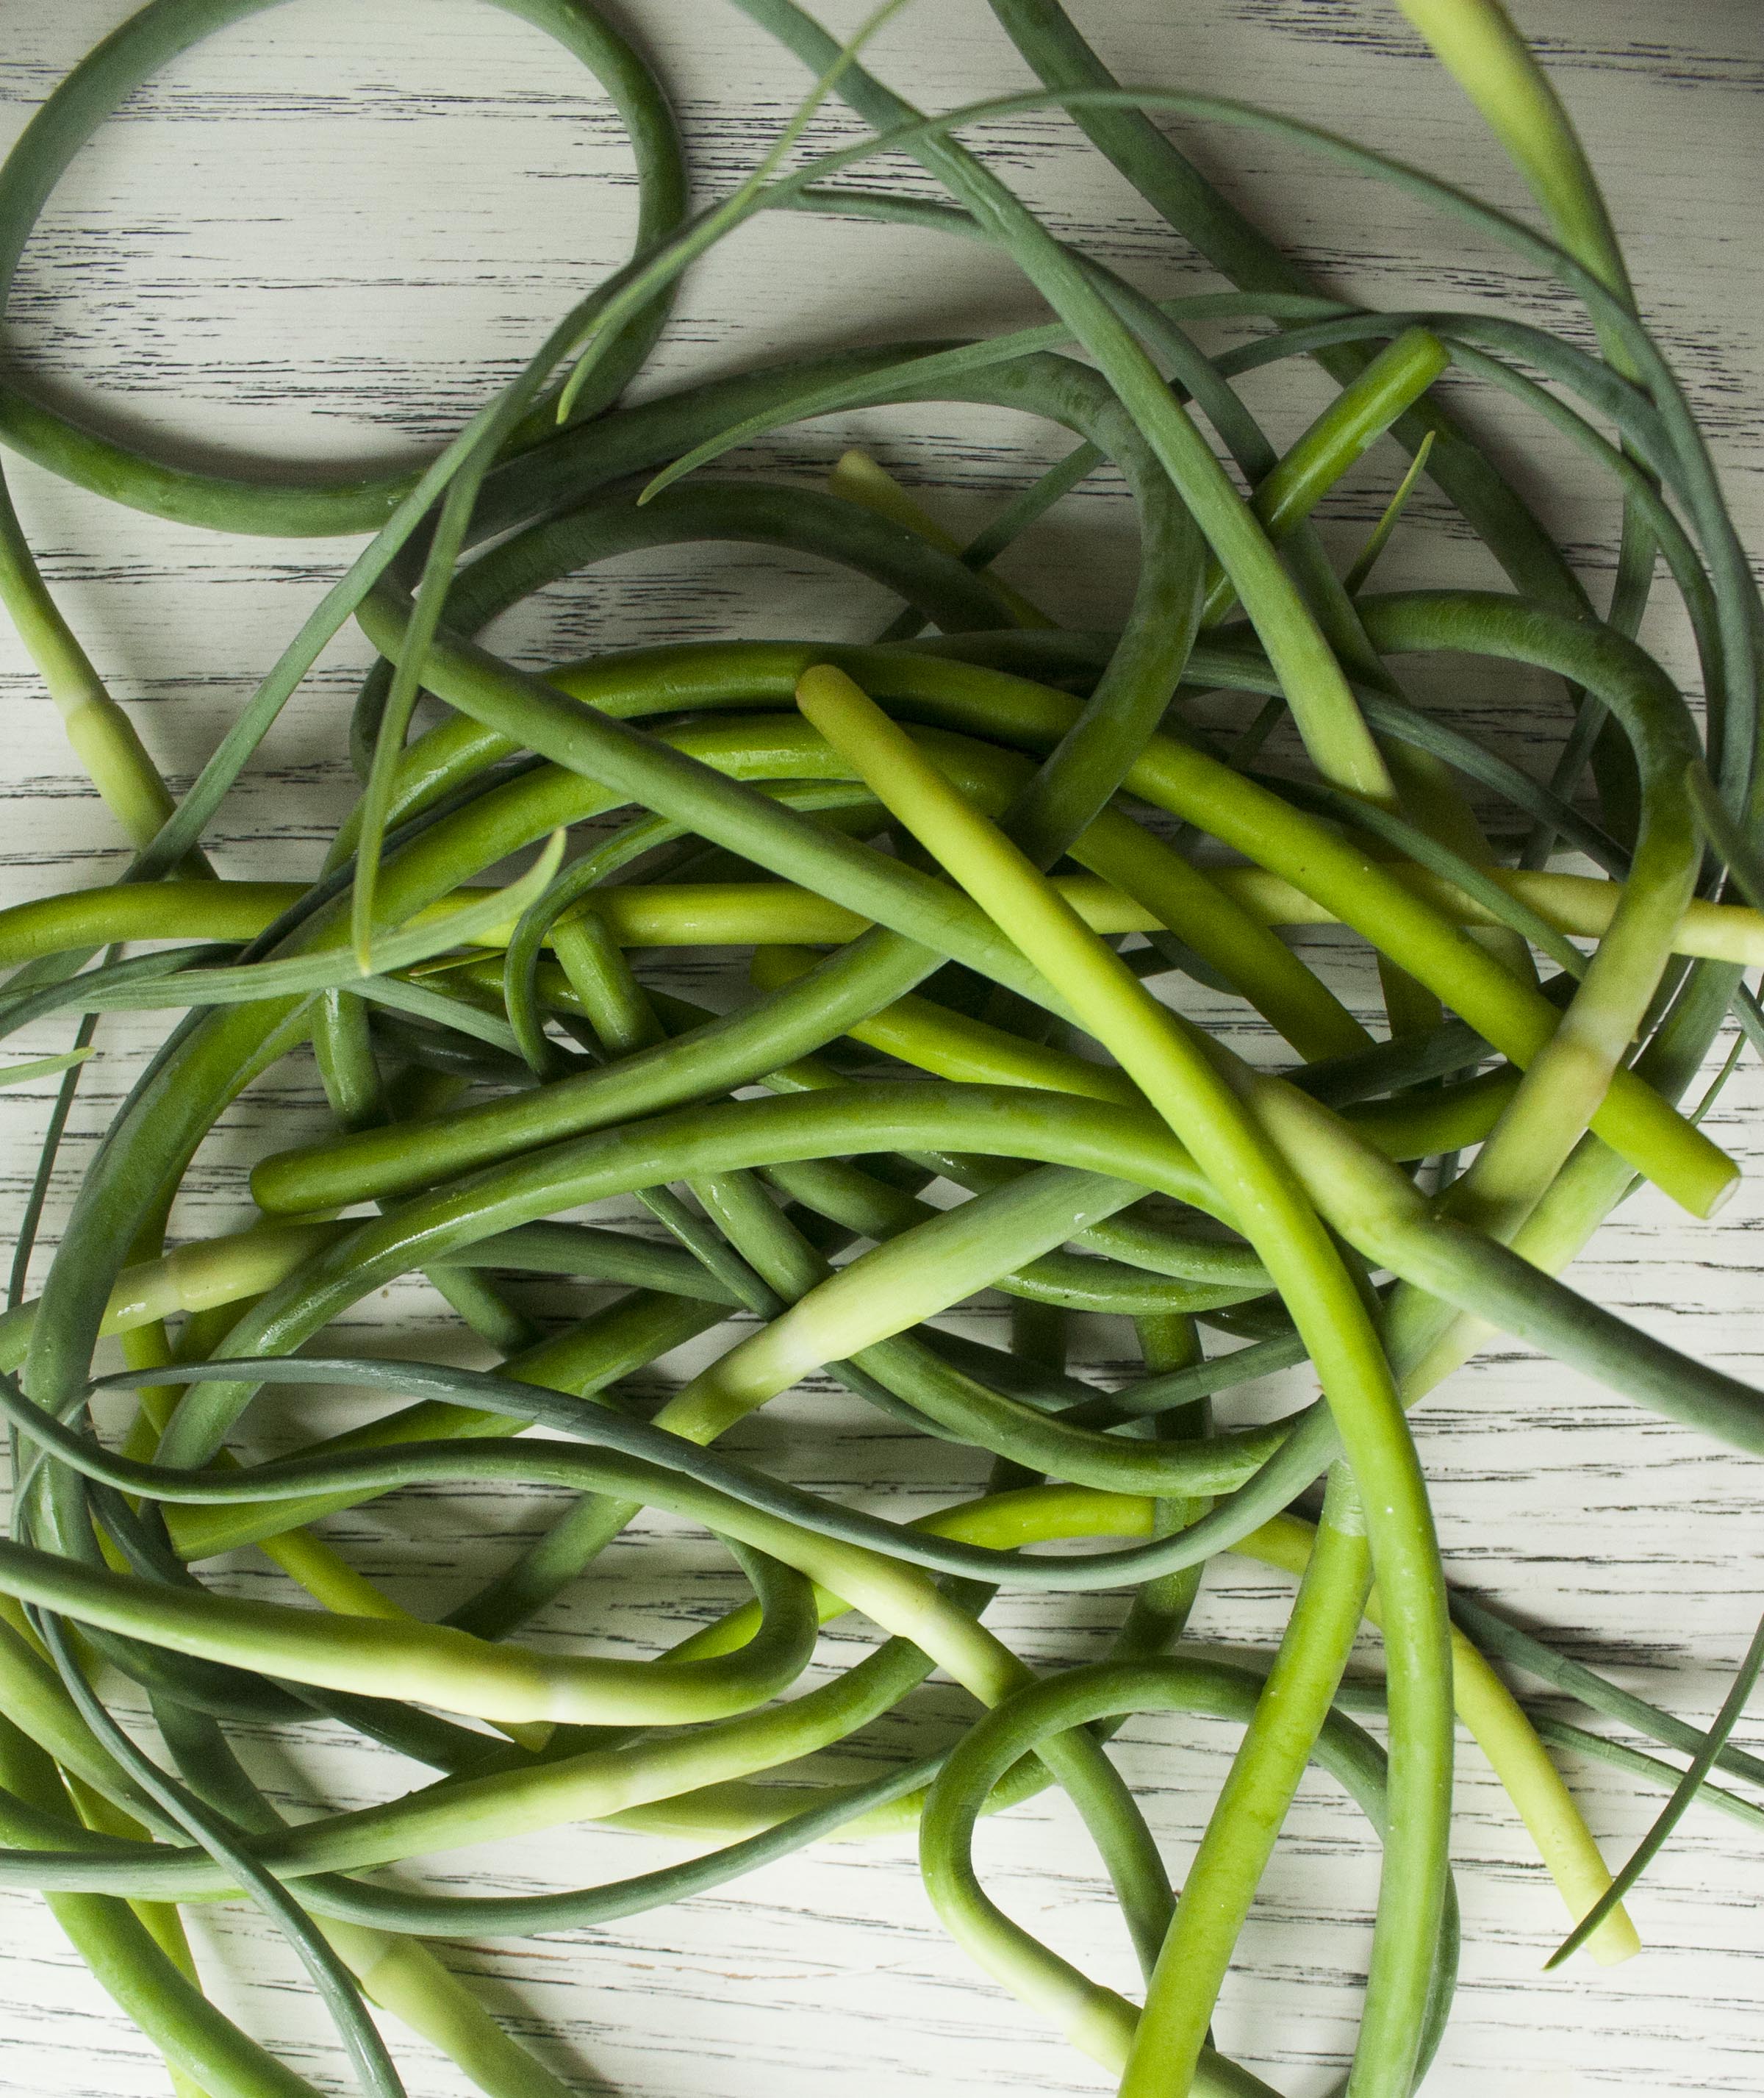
(0, 1, 1761, 2093)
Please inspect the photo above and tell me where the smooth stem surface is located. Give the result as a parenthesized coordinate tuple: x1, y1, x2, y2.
(1243, 1517, 1640, 1965)
(0, 472, 190, 857)
(1120, 1467, 1373, 2094)
(795, 662, 1452, 2098)
(1200, 327, 1449, 625)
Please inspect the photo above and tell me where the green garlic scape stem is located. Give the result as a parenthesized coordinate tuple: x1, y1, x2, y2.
(0, 475, 194, 861)
(8, 862, 1764, 972)
(1119, 1468, 1374, 2094)
(691, 1478, 1626, 1958)
(0, 0, 688, 534)
(730, 0, 1396, 808)
(243, 637, 1727, 1216)
(919, 1658, 1452, 2095)
(1396, 1, 1634, 321)
(1199, 327, 1450, 626)
(0, 1705, 312, 2098)
(0, 1461, 1633, 1977)
(1243, 1514, 1638, 1966)
(793, 662, 1452, 2098)
(828, 448, 1054, 630)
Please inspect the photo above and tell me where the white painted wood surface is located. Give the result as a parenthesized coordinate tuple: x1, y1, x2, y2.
(1, 2, 1763, 2092)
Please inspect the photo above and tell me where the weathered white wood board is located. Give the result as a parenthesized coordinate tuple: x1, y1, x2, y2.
(1, 2, 1763, 2092)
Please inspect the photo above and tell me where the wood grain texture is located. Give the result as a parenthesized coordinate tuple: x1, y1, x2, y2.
(2, 1, 1763, 2091)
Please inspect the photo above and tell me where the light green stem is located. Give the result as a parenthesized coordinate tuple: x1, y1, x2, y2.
(1120, 1467, 1373, 2094)
(0, 473, 193, 857)
(1200, 328, 1449, 626)
(795, 661, 1452, 2097)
